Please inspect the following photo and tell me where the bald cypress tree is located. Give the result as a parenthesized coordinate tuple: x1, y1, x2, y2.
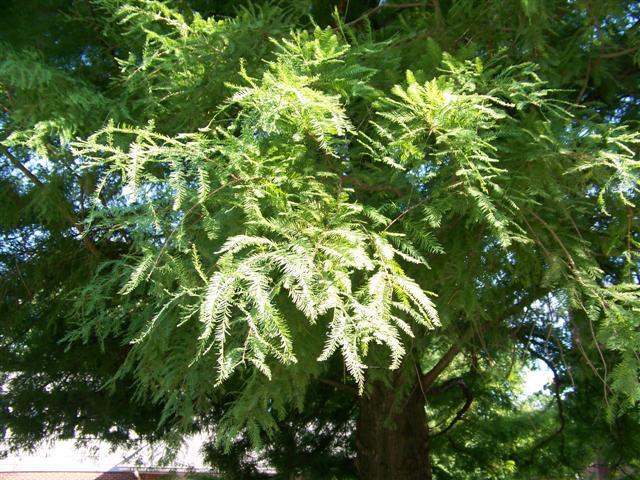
(1, 1, 639, 478)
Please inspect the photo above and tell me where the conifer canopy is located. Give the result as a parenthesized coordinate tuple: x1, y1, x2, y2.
(1, 1, 639, 478)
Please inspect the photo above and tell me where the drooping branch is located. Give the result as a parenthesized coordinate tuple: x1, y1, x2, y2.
(0, 144, 101, 258)
(428, 377, 473, 437)
(524, 211, 611, 398)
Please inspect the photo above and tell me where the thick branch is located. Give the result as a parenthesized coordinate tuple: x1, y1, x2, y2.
(420, 289, 544, 390)
(1, 144, 101, 258)
(576, 56, 593, 103)
(420, 340, 466, 391)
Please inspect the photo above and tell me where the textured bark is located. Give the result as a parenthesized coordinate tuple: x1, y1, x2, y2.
(356, 377, 431, 480)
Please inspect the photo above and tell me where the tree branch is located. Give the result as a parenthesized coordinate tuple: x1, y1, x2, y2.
(341, 175, 403, 197)
(599, 46, 639, 59)
(319, 378, 358, 394)
(1, 144, 45, 188)
(0, 144, 101, 258)
(576, 56, 593, 103)
(526, 348, 566, 463)
(427, 376, 465, 395)
(420, 339, 466, 391)
(345, 2, 425, 27)
(429, 377, 473, 437)
(420, 289, 544, 390)
(81, 0, 121, 66)
(432, 0, 444, 29)
(384, 197, 430, 232)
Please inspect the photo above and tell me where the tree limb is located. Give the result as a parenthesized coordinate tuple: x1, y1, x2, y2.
(319, 378, 358, 394)
(526, 348, 566, 463)
(384, 197, 430, 232)
(341, 175, 403, 197)
(420, 289, 544, 390)
(600, 46, 639, 59)
(1, 144, 45, 188)
(345, 2, 425, 27)
(576, 55, 593, 103)
(432, 0, 444, 29)
(429, 377, 473, 437)
(0, 144, 101, 258)
(420, 339, 467, 391)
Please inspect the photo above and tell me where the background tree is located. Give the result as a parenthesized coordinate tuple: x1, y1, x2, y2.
(1, 1, 639, 479)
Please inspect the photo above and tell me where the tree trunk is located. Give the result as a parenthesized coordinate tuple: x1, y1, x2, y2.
(356, 377, 431, 480)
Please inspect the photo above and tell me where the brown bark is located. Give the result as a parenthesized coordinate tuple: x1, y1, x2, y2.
(356, 376, 431, 480)
(353, 290, 542, 479)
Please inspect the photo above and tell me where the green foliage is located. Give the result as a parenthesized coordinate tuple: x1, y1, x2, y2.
(1, 0, 639, 478)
